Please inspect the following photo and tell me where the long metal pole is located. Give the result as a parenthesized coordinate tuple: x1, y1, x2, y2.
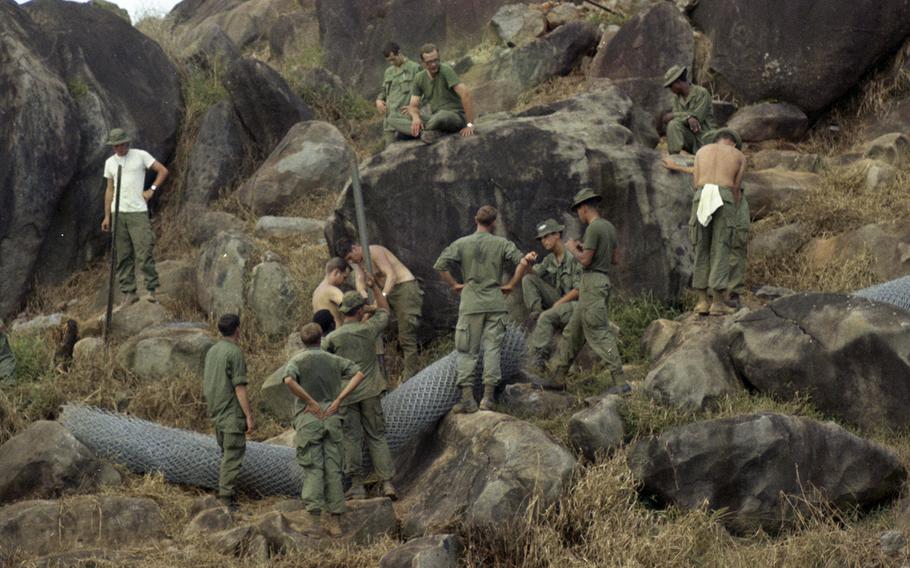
(103, 165, 122, 346)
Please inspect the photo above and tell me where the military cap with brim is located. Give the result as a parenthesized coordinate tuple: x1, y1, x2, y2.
(571, 188, 602, 210)
(106, 128, 130, 145)
(713, 127, 743, 150)
(339, 291, 367, 314)
(535, 218, 565, 239)
(662, 65, 687, 88)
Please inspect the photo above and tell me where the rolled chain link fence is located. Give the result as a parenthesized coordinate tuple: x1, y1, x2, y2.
(60, 325, 527, 496)
(854, 276, 910, 312)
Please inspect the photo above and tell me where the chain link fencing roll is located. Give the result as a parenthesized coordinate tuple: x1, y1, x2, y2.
(854, 276, 910, 313)
(60, 325, 527, 496)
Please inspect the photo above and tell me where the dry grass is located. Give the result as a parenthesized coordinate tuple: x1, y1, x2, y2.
(514, 74, 589, 113)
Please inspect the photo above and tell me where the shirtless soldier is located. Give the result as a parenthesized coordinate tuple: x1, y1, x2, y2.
(335, 240, 424, 380)
(312, 258, 350, 328)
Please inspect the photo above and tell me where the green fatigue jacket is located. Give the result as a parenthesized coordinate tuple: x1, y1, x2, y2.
(284, 348, 360, 420)
(379, 58, 421, 114)
(321, 309, 390, 405)
(0, 333, 15, 382)
(434, 231, 524, 315)
(411, 63, 464, 115)
(203, 340, 248, 433)
(671, 84, 717, 130)
(534, 251, 582, 296)
(584, 217, 618, 275)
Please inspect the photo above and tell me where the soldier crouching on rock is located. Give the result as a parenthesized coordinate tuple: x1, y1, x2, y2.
(659, 65, 718, 156)
(282, 322, 366, 537)
(407, 43, 476, 144)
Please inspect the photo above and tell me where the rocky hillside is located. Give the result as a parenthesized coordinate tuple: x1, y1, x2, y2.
(1, 0, 910, 565)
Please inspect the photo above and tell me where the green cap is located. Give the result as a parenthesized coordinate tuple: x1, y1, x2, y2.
(535, 218, 565, 239)
(713, 127, 743, 149)
(663, 65, 687, 88)
(106, 128, 130, 145)
(571, 188, 602, 210)
(339, 291, 367, 314)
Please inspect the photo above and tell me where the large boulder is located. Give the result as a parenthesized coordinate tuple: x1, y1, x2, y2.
(690, 0, 910, 113)
(568, 394, 625, 461)
(247, 260, 299, 338)
(749, 222, 810, 260)
(221, 58, 313, 158)
(628, 413, 906, 534)
(749, 150, 825, 173)
(0, 496, 166, 557)
(726, 103, 809, 142)
(91, 258, 196, 313)
(237, 121, 354, 215)
(255, 216, 326, 241)
(178, 22, 241, 70)
(394, 412, 575, 538)
(380, 534, 461, 568)
(196, 231, 257, 318)
(186, 209, 244, 247)
(108, 300, 170, 341)
(116, 323, 214, 381)
(183, 100, 249, 205)
(864, 132, 910, 166)
(729, 293, 910, 431)
(490, 3, 547, 48)
(588, 2, 694, 116)
(805, 219, 910, 282)
(326, 88, 690, 330)
(0, 421, 120, 505)
(742, 169, 820, 220)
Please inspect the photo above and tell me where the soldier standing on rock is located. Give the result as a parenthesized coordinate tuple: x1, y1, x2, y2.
(101, 128, 168, 306)
(282, 323, 366, 537)
(376, 41, 422, 144)
(660, 65, 717, 155)
(523, 218, 582, 370)
(407, 43, 476, 144)
(322, 287, 397, 501)
(543, 189, 624, 391)
(202, 314, 254, 512)
(434, 205, 536, 413)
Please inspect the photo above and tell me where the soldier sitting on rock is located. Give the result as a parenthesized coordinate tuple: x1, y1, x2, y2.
(376, 40, 422, 144)
(282, 323, 366, 537)
(659, 65, 718, 155)
(407, 43, 476, 144)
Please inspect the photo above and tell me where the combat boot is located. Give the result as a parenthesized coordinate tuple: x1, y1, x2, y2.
(693, 289, 710, 315)
(382, 480, 397, 500)
(323, 513, 343, 537)
(479, 385, 496, 411)
(119, 292, 139, 308)
(451, 386, 478, 414)
(344, 478, 366, 500)
(709, 290, 735, 316)
(219, 495, 239, 513)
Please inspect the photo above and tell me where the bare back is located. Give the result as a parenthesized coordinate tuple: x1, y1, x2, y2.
(312, 280, 344, 324)
(354, 245, 415, 295)
(693, 143, 745, 191)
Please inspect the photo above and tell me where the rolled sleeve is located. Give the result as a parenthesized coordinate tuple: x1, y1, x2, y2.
(230, 351, 248, 387)
(504, 241, 524, 266)
(434, 243, 459, 272)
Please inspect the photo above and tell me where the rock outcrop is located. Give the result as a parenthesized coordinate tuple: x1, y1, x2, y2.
(805, 219, 910, 281)
(116, 323, 214, 381)
(184, 100, 249, 205)
(568, 395, 625, 461)
(196, 231, 258, 318)
(726, 103, 809, 142)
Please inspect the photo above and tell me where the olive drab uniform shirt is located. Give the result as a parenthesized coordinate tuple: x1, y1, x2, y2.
(379, 58, 421, 114)
(533, 252, 582, 295)
(434, 231, 524, 315)
(203, 340, 248, 433)
(671, 84, 717, 130)
(583, 218, 618, 276)
(283, 348, 360, 422)
(321, 309, 390, 404)
(411, 63, 465, 114)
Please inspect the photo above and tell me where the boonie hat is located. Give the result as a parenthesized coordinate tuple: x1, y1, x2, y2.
(571, 188, 602, 210)
(663, 65, 687, 88)
(106, 128, 130, 145)
(713, 127, 743, 150)
(339, 291, 367, 314)
(535, 218, 565, 239)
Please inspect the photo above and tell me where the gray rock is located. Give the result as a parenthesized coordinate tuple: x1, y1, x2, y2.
(749, 150, 824, 173)
(491, 4, 547, 47)
(753, 285, 795, 300)
(12, 313, 64, 335)
(237, 121, 354, 215)
(187, 209, 244, 247)
(108, 300, 170, 341)
(0, 496, 166, 557)
(749, 222, 810, 260)
(72, 337, 105, 367)
(196, 231, 257, 317)
(855, 159, 899, 192)
(248, 261, 299, 338)
(804, 219, 910, 282)
(251, 498, 396, 550)
(327, 88, 689, 330)
(298, 67, 347, 93)
(184, 100, 249, 205)
(285, 331, 304, 358)
(0, 421, 121, 504)
(588, 2, 695, 116)
(117, 323, 214, 381)
(729, 293, 910, 431)
(179, 22, 240, 70)
(183, 506, 234, 540)
(91, 258, 197, 312)
(690, 0, 910, 113)
(640, 318, 682, 363)
(880, 530, 907, 557)
(222, 58, 313, 158)
(255, 216, 326, 240)
(742, 169, 820, 220)
(395, 412, 575, 538)
(546, 3, 582, 28)
(628, 413, 906, 535)
(500, 383, 575, 416)
(380, 534, 461, 568)
(568, 395, 624, 461)
(864, 133, 910, 166)
(726, 103, 808, 142)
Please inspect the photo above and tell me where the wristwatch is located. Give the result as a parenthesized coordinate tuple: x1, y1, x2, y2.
(150, 185, 158, 191)
(466, 122, 474, 128)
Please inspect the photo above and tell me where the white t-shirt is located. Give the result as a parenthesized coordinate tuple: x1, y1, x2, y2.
(103, 149, 156, 213)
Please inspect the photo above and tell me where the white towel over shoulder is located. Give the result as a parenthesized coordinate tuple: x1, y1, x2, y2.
(696, 184, 723, 226)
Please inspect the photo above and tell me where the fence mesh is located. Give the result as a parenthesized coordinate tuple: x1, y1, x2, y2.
(854, 276, 910, 313)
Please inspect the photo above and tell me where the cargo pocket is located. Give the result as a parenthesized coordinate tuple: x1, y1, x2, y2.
(454, 322, 470, 353)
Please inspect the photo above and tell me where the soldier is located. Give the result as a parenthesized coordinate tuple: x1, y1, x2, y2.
(323, 286, 397, 501)
(202, 314, 254, 511)
(101, 128, 168, 305)
(312, 257, 350, 328)
(282, 323, 366, 537)
(523, 218, 582, 368)
(376, 41, 422, 144)
(660, 65, 717, 155)
(407, 43, 476, 144)
(434, 205, 536, 412)
(336, 240, 423, 380)
(545, 189, 624, 390)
